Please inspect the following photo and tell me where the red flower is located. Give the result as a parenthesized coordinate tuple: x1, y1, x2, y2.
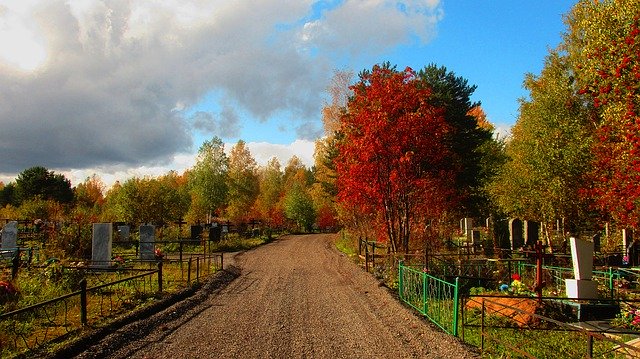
(511, 273, 521, 281)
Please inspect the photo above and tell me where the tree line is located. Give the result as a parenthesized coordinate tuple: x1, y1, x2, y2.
(1, 0, 638, 256)
(0, 140, 325, 236)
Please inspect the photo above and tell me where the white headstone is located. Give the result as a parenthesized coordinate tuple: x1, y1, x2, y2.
(570, 237, 594, 280)
(92, 223, 112, 267)
(566, 237, 598, 299)
(139, 225, 155, 260)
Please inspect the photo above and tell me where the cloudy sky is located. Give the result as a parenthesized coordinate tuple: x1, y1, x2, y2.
(0, 0, 575, 187)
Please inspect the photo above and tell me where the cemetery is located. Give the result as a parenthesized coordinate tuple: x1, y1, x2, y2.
(0, 219, 268, 358)
(376, 216, 640, 358)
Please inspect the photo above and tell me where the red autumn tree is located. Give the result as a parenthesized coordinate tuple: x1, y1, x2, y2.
(565, 1, 640, 228)
(335, 64, 457, 253)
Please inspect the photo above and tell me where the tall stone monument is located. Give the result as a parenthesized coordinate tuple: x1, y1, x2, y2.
(92, 223, 113, 267)
(139, 225, 156, 260)
(1, 221, 18, 258)
(509, 218, 524, 250)
(565, 237, 598, 299)
(1, 221, 18, 249)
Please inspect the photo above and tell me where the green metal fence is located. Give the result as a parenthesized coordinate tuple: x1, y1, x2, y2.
(398, 261, 460, 336)
(516, 262, 619, 298)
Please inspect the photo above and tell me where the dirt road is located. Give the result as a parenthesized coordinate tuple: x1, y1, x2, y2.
(72, 234, 478, 358)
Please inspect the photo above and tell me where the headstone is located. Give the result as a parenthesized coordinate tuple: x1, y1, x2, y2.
(524, 221, 540, 246)
(623, 229, 633, 253)
(209, 223, 222, 242)
(139, 225, 155, 260)
(1, 221, 18, 249)
(592, 233, 601, 253)
(118, 225, 130, 242)
(566, 237, 598, 299)
(509, 218, 524, 250)
(472, 230, 481, 246)
(191, 225, 203, 241)
(92, 223, 112, 267)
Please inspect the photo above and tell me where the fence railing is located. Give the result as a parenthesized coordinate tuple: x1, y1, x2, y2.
(516, 262, 619, 298)
(0, 252, 223, 357)
(0, 266, 160, 356)
(398, 261, 460, 336)
(461, 295, 640, 358)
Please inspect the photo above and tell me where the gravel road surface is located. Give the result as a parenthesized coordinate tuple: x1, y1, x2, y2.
(69, 234, 478, 358)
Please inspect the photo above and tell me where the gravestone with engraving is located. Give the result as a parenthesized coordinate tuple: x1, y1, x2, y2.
(1, 221, 18, 258)
(509, 218, 524, 250)
(139, 225, 155, 260)
(1, 221, 18, 249)
(92, 223, 112, 267)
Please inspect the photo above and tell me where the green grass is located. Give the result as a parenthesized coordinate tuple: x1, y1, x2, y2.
(461, 308, 637, 358)
(335, 232, 357, 257)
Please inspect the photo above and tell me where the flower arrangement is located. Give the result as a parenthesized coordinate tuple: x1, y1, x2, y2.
(615, 308, 640, 330)
(498, 273, 533, 296)
(112, 255, 126, 268)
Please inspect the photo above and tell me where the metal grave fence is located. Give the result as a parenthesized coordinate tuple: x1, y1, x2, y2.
(398, 261, 460, 336)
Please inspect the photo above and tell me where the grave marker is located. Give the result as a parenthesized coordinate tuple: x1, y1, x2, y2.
(209, 223, 222, 242)
(92, 223, 112, 267)
(139, 225, 155, 260)
(524, 221, 540, 247)
(118, 225, 130, 242)
(566, 237, 598, 299)
(1, 221, 17, 249)
(509, 218, 524, 250)
(191, 225, 203, 241)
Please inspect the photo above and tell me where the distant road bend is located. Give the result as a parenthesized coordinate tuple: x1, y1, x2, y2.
(73, 234, 478, 358)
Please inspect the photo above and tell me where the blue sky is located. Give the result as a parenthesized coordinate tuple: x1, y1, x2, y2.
(0, 1, 576, 186)
(193, 1, 575, 144)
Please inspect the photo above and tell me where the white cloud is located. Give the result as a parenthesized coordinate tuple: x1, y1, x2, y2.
(300, 0, 443, 56)
(0, 0, 443, 184)
(54, 139, 315, 189)
(246, 139, 315, 168)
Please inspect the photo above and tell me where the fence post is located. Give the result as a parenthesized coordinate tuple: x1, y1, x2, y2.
(453, 277, 460, 337)
(422, 270, 428, 315)
(80, 279, 87, 326)
(481, 299, 485, 354)
(196, 257, 200, 282)
(587, 334, 593, 358)
(157, 261, 163, 293)
(365, 242, 369, 273)
(371, 242, 375, 269)
(220, 252, 224, 271)
(187, 258, 192, 284)
(398, 260, 404, 300)
(609, 267, 614, 299)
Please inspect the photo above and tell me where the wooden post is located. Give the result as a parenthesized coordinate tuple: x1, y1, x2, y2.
(535, 240, 545, 302)
(80, 279, 87, 326)
(157, 261, 163, 293)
